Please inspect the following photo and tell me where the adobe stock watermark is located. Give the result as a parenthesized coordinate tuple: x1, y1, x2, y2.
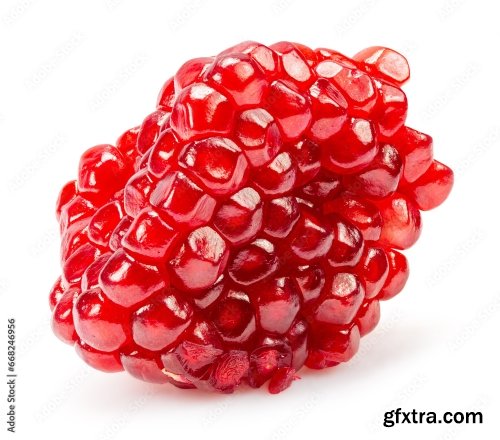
(422, 63, 479, 120)
(269, 392, 320, 440)
(6, 318, 17, 434)
(24, 32, 85, 90)
(167, 0, 206, 33)
(1, 0, 36, 26)
(335, 0, 380, 37)
(426, 228, 485, 288)
(270, 0, 296, 15)
(89, 54, 148, 111)
(98, 385, 158, 440)
(7, 134, 65, 192)
(447, 292, 500, 352)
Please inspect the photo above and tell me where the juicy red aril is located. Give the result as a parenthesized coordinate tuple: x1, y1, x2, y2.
(178, 137, 249, 195)
(99, 249, 166, 307)
(209, 350, 249, 393)
(56, 180, 77, 222)
(299, 171, 342, 201)
(109, 216, 132, 251)
(88, 201, 123, 247)
(63, 243, 101, 285)
(147, 129, 178, 179)
(255, 277, 301, 334)
(60, 227, 89, 263)
(213, 187, 263, 245)
(324, 196, 382, 241)
(120, 347, 170, 384)
(211, 289, 256, 344)
(235, 108, 282, 167)
(306, 323, 360, 368)
(81, 253, 111, 291)
(289, 138, 321, 185)
(265, 80, 312, 141)
(150, 171, 217, 229)
(73, 287, 128, 352)
(353, 46, 410, 86)
(206, 53, 267, 106)
(221, 41, 279, 77)
(75, 341, 123, 372)
(327, 216, 365, 268)
(286, 318, 308, 370)
(343, 144, 402, 199)
(132, 288, 193, 351)
(116, 127, 140, 164)
(356, 300, 381, 336)
(52, 287, 80, 344)
(136, 110, 170, 154)
(170, 83, 234, 141)
(248, 336, 292, 387)
(262, 196, 300, 238)
(395, 126, 434, 183)
(123, 169, 155, 218)
(378, 248, 409, 300)
(122, 208, 178, 262)
(228, 238, 278, 285)
(357, 246, 389, 299)
(295, 265, 325, 303)
(318, 60, 377, 114)
(376, 192, 422, 250)
(322, 117, 379, 173)
(174, 57, 214, 93)
(308, 78, 348, 142)
(49, 277, 65, 311)
(50, 41, 452, 394)
(402, 160, 454, 211)
(162, 319, 223, 379)
(59, 195, 95, 235)
(374, 80, 408, 138)
(312, 272, 365, 325)
(169, 226, 229, 291)
(270, 41, 314, 88)
(268, 367, 297, 394)
(253, 152, 297, 196)
(287, 209, 333, 262)
(156, 77, 175, 110)
(77, 145, 131, 203)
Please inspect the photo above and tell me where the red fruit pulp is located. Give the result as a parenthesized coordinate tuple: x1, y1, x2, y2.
(50, 41, 453, 394)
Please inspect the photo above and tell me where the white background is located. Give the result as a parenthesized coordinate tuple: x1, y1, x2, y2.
(1, 0, 499, 439)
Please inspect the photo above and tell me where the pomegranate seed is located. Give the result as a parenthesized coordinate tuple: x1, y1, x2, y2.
(235, 108, 282, 167)
(356, 300, 381, 336)
(75, 341, 124, 372)
(178, 137, 249, 196)
(213, 187, 263, 246)
(228, 238, 279, 285)
(378, 249, 409, 300)
(132, 289, 193, 351)
(376, 193, 422, 249)
(206, 53, 267, 106)
(99, 249, 166, 307)
(353, 46, 410, 86)
(73, 287, 128, 352)
(268, 367, 297, 394)
(170, 83, 234, 141)
(403, 160, 454, 210)
(169, 226, 229, 291)
(312, 272, 365, 325)
(51, 287, 80, 344)
(150, 171, 216, 229)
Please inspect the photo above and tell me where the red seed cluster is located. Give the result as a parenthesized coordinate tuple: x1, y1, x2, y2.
(50, 41, 453, 393)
